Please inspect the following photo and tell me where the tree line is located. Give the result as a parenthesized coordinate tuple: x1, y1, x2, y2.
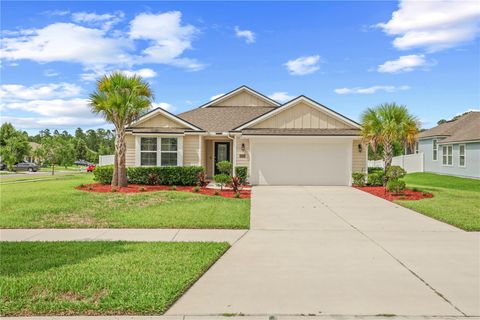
(0, 123, 115, 170)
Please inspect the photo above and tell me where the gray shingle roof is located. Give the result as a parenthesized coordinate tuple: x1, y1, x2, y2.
(177, 106, 276, 132)
(418, 111, 480, 143)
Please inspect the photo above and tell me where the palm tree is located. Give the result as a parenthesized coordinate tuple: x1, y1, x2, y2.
(89, 72, 153, 187)
(361, 103, 419, 182)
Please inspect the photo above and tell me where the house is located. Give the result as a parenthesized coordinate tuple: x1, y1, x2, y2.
(125, 86, 367, 186)
(416, 111, 480, 179)
(24, 142, 41, 163)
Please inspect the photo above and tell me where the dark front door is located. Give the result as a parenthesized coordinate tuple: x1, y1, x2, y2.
(214, 142, 230, 175)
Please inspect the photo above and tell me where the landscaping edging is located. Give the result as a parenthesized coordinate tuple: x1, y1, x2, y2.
(76, 183, 251, 199)
(355, 186, 433, 201)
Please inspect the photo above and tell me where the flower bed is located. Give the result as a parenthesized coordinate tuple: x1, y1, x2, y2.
(355, 186, 433, 201)
(77, 183, 251, 199)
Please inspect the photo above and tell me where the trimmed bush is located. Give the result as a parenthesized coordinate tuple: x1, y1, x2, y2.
(368, 167, 384, 174)
(235, 166, 248, 185)
(94, 166, 204, 186)
(352, 172, 366, 187)
(367, 171, 384, 186)
(216, 161, 232, 175)
(386, 179, 406, 194)
(93, 165, 114, 184)
(386, 165, 407, 180)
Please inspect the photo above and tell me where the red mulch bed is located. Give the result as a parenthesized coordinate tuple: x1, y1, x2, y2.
(355, 186, 433, 201)
(76, 183, 251, 199)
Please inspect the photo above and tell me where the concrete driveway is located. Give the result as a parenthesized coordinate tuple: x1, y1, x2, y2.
(167, 186, 480, 317)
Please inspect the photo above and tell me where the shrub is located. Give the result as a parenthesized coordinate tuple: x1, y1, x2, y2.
(197, 171, 208, 187)
(111, 188, 118, 193)
(87, 186, 93, 191)
(235, 192, 241, 199)
(193, 186, 200, 192)
(170, 185, 177, 191)
(147, 173, 160, 185)
(386, 165, 406, 180)
(139, 187, 146, 192)
(128, 166, 204, 186)
(93, 165, 114, 184)
(214, 173, 231, 190)
(368, 167, 384, 174)
(367, 171, 384, 186)
(214, 190, 220, 196)
(216, 161, 232, 175)
(352, 172, 366, 187)
(230, 176, 242, 193)
(235, 166, 248, 185)
(386, 179, 406, 194)
(79, 183, 85, 188)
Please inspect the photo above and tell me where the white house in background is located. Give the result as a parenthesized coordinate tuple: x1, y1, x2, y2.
(123, 86, 368, 186)
(416, 111, 480, 179)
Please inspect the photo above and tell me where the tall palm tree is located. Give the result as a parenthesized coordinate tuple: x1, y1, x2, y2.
(89, 72, 153, 187)
(361, 103, 419, 181)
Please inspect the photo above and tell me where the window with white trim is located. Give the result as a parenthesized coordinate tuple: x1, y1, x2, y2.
(140, 138, 157, 166)
(432, 139, 438, 160)
(161, 138, 178, 166)
(139, 137, 178, 166)
(442, 145, 452, 166)
(459, 144, 466, 167)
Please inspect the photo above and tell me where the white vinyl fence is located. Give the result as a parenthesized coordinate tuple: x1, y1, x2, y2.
(99, 154, 115, 166)
(368, 152, 424, 173)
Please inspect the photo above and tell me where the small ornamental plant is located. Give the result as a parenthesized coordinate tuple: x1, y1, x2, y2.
(139, 187, 146, 192)
(193, 186, 200, 193)
(214, 190, 220, 196)
(170, 185, 177, 191)
(87, 186, 93, 191)
(352, 172, 366, 187)
(235, 192, 241, 199)
(79, 183, 85, 188)
(111, 188, 118, 193)
(197, 171, 208, 187)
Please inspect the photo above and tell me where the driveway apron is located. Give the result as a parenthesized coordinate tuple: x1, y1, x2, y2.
(167, 186, 480, 317)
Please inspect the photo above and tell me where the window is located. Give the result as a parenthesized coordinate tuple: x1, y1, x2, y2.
(140, 138, 157, 166)
(459, 144, 466, 167)
(442, 145, 452, 166)
(139, 137, 178, 167)
(161, 138, 178, 166)
(432, 139, 438, 160)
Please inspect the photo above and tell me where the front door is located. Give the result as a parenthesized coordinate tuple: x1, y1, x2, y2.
(214, 142, 231, 175)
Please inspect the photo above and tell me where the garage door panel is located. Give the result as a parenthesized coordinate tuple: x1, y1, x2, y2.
(251, 141, 351, 186)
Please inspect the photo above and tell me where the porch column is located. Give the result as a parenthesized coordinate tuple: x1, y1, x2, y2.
(232, 135, 237, 176)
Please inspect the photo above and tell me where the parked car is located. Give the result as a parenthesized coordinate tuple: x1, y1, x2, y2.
(0, 162, 6, 171)
(74, 160, 92, 166)
(13, 162, 39, 172)
(86, 164, 96, 172)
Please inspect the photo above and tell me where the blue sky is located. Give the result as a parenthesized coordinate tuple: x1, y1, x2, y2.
(1, 1, 479, 133)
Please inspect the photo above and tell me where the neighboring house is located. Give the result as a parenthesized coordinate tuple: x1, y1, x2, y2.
(416, 111, 480, 179)
(125, 86, 367, 186)
(24, 142, 41, 163)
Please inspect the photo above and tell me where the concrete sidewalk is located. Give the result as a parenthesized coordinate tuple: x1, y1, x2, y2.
(3, 316, 477, 320)
(0, 228, 247, 244)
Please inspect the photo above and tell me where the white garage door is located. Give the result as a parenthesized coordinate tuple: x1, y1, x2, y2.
(250, 139, 352, 186)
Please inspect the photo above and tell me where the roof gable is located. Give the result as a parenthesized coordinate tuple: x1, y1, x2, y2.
(420, 111, 480, 143)
(199, 85, 280, 108)
(129, 107, 202, 131)
(234, 96, 362, 130)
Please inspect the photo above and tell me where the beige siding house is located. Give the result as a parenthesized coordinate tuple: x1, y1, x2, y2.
(125, 86, 367, 186)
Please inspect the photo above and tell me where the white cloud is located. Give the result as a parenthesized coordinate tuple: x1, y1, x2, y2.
(284, 55, 321, 75)
(1, 11, 204, 79)
(1, 98, 90, 117)
(234, 26, 255, 44)
(268, 92, 294, 103)
(1, 23, 132, 66)
(0, 83, 82, 100)
(334, 85, 410, 94)
(377, 54, 428, 73)
(210, 93, 225, 101)
(44, 69, 60, 77)
(151, 102, 174, 111)
(119, 68, 157, 78)
(377, 0, 480, 52)
(72, 11, 124, 30)
(1, 115, 105, 129)
(129, 11, 203, 70)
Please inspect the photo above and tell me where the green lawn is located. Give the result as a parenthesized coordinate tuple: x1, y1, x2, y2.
(396, 172, 480, 231)
(0, 241, 229, 316)
(0, 174, 250, 229)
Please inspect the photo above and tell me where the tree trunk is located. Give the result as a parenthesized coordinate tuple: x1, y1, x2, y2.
(116, 126, 128, 187)
(111, 133, 120, 187)
(52, 163, 55, 176)
(383, 139, 393, 186)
